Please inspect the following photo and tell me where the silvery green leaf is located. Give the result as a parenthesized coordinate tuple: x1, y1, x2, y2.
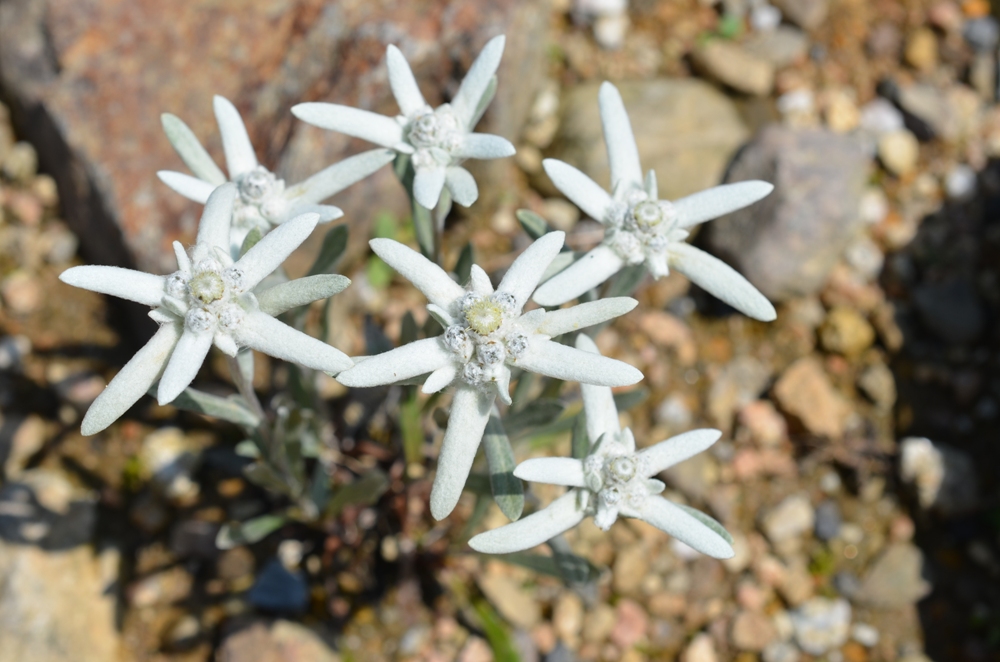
(483, 413, 523, 521)
(612, 387, 649, 412)
(517, 338, 642, 387)
(234, 439, 261, 458)
(214, 95, 259, 177)
(673, 503, 734, 545)
(605, 263, 647, 298)
(158, 329, 213, 405)
(216, 514, 287, 549)
(160, 113, 227, 185)
(256, 275, 350, 316)
(515, 209, 549, 240)
(667, 242, 776, 322)
(549, 536, 604, 585)
(400, 311, 420, 346)
(470, 75, 498, 129)
(452, 35, 505, 128)
(156, 170, 215, 203)
(327, 469, 390, 517)
(430, 386, 495, 520)
(454, 243, 474, 286)
(244, 461, 292, 495)
(532, 245, 625, 307)
(235, 213, 320, 290)
(400, 391, 424, 466)
(571, 413, 589, 459)
(598, 82, 643, 191)
(539, 250, 576, 284)
(291, 103, 406, 150)
(674, 180, 774, 229)
(537, 297, 637, 337)
(240, 227, 264, 257)
(503, 399, 564, 437)
(169, 387, 261, 429)
(496, 230, 565, 311)
(307, 224, 349, 276)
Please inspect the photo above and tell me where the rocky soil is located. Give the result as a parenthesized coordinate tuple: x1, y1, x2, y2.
(1, 0, 1000, 661)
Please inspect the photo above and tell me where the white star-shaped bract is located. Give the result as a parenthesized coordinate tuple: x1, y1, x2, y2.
(291, 35, 516, 210)
(336, 231, 643, 519)
(468, 334, 734, 558)
(158, 95, 395, 254)
(59, 184, 353, 436)
(533, 82, 776, 322)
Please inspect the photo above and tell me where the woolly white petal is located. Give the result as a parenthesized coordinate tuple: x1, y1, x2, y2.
(214, 332, 239, 357)
(291, 103, 405, 148)
(157, 329, 212, 405)
(574, 334, 621, 443)
(454, 133, 516, 160)
(160, 113, 227, 185)
(538, 297, 637, 337)
(81, 322, 181, 435)
(173, 241, 191, 273)
(513, 458, 586, 487)
(496, 231, 565, 311)
(234, 213, 319, 290)
(645, 169, 658, 199)
(195, 183, 237, 250)
(385, 45, 428, 116)
(639, 429, 722, 475)
(423, 363, 458, 394)
(336, 337, 451, 387)
(668, 243, 776, 321)
(233, 311, 352, 374)
(285, 148, 396, 207)
(516, 338, 642, 387)
(468, 264, 494, 295)
(445, 166, 479, 207)
(213, 96, 258, 178)
(60, 266, 166, 307)
(494, 367, 512, 406)
(286, 204, 343, 223)
(468, 490, 585, 554)
(430, 386, 495, 520)
(451, 35, 506, 128)
(674, 181, 774, 229)
(157, 170, 215, 203)
(414, 165, 447, 209)
(599, 82, 643, 191)
(532, 245, 625, 307)
(369, 239, 465, 309)
(631, 496, 734, 559)
(542, 159, 614, 223)
(427, 303, 455, 327)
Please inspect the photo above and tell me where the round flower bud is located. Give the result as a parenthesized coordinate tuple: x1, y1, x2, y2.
(185, 308, 214, 333)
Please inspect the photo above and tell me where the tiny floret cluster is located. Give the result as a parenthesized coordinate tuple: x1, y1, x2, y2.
(533, 82, 776, 322)
(469, 335, 735, 559)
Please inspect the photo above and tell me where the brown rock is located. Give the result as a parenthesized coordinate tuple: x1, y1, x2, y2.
(820, 306, 875, 356)
(772, 0, 829, 30)
(904, 28, 939, 71)
(691, 41, 775, 96)
(610, 599, 649, 650)
(1, 270, 42, 314)
(730, 610, 777, 652)
(773, 356, 850, 438)
(0, 0, 548, 276)
(639, 310, 696, 365)
(613, 543, 651, 595)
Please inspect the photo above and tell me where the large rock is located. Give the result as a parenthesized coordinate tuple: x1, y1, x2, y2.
(217, 619, 340, 662)
(856, 543, 932, 609)
(547, 79, 750, 203)
(703, 125, 872, 302)
(0, 470, 125, 662)
(0, 0, 548, 279)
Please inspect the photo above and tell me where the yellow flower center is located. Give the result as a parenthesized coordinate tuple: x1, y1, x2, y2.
(465, 299, 504, 335)
(188, 271, 225, 304)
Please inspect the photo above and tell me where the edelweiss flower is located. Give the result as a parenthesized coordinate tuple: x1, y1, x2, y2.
(60, 184, 353, 436)
(158, 95, 395, 253)
(533, 82, 776, 322)
(336, 232, 642, 519)
(291, 35, 516, 210)
(469, 335, 734, 558)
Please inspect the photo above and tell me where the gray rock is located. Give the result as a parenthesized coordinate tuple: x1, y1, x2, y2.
(813, 500, 841, 541)
(856, 543, 932, 609)
(964, 17, 1000, 52)
(772, 0, 828, 30)
(702, 126, 871, 301)
(858, 362, 897, 409)
(707, 356, 772, 432)
(549, 79, 749, 203)
(763, 641, 801, 662)
(743, 26, 809, 68)
(912, 280, 984, 344)
(790, 598, 851, 655)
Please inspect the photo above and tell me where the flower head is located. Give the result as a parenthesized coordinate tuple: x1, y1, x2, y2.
(59, 184, 353, 436)
(468, 334, 734, 559)
(336, 232, 643, 520)
(158, 95, 394, 253)
(533, 82, 776, 322)
(291, 36, 516, 210)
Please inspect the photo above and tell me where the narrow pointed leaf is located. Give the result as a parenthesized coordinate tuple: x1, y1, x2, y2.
(160, 113, 227, 185)
(216, 514, 287, 549)
(454, 243, 474, 286)
(483, 413, 523, 521)
(306, 224, 349, 276)
(327, 469, 390, 517)
(256, 275, 350, 316)
(169, 386, 261, 428)
(515, 209, 550, 240)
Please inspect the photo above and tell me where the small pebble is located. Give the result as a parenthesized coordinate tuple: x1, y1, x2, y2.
(878, 129, 920, 176)
(860, 99, 904, 136)
(945, 164, 977, 201)
(964, 16, 1000, 52)
(814, 500, 842, 541)
(851, 623, 880, 647)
